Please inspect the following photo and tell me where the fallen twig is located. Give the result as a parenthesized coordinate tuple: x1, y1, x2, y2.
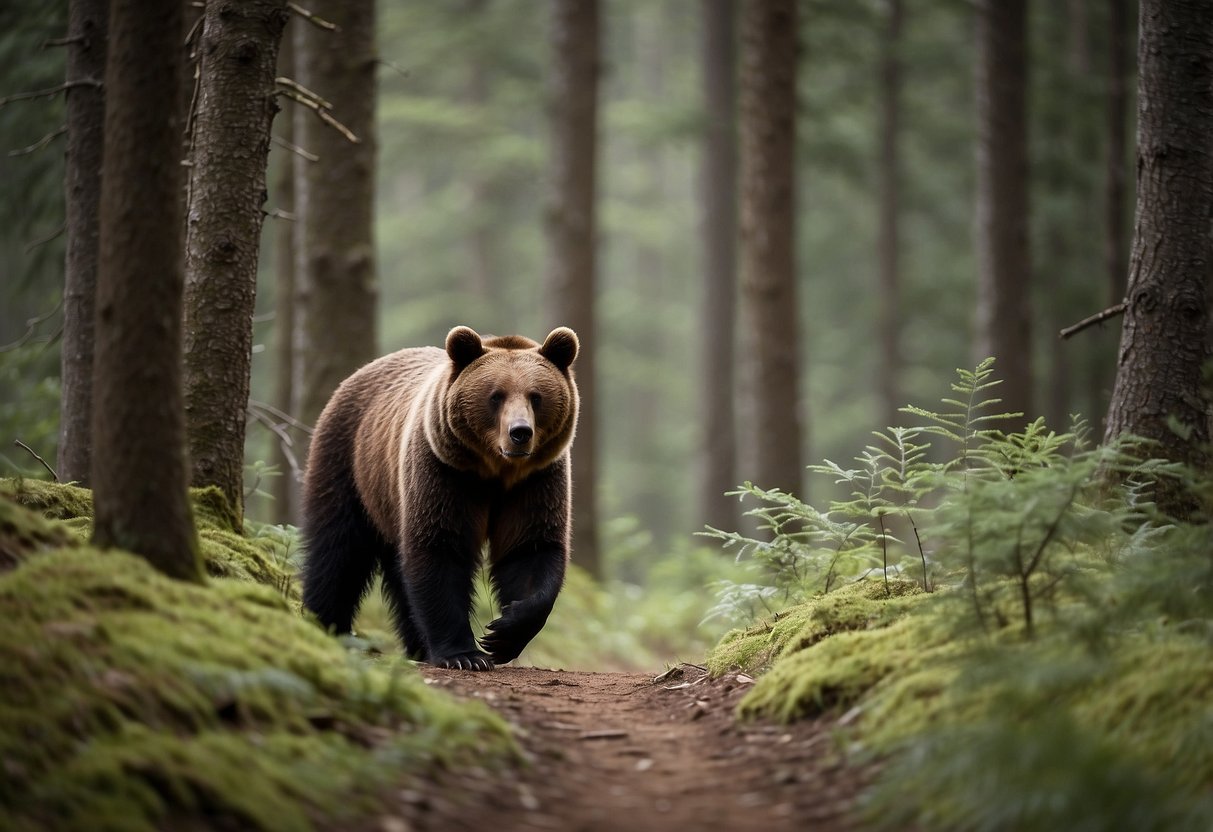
(14, 440, 59, 482)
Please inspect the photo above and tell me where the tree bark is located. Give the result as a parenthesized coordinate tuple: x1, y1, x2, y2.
(292, 0, 379, 440)
(183, 0, 288, 522)
(270, 23, 298, 526)
(57, 0, 107, 486)
(697, 0, 739, 533)
(738, 0, 803, 497)
(876, 0, 903, 430)
(974, 0, 1032, 424)
(545, 0, 602, 578)
(1103, 0, 1213, 477)
(91, 0, 202, 581)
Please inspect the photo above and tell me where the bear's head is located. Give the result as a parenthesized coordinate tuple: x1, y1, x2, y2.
(441, 325, 579, 481)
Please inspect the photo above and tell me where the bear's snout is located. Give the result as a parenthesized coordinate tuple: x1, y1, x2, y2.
(508, 421, 534, 447)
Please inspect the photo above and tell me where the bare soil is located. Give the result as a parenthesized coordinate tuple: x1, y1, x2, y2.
(371, 665, 870, 832)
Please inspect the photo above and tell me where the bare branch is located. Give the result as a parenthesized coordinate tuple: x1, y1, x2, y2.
(246, 406, 306, 482)
(271, 133, 319, 162)
(0, 299, 63, 352)
(276, 84, 360, 144)
(288, 2, 340, 32)
(24, 224, 65, 254)
(249, 399, 314, 435)
(0, 79, 101, 110)
(42, 36, 84, 48)
(1059, 301, 1126, 340)
(377, 58, 411, 79)
(275, 76, 332, 111)
(8, 125, 66, 157)
(13, 440, 59, 481)
(266, 208, 297, 221)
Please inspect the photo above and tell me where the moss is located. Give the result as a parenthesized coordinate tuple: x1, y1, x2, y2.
(1, 479, 293, 595)
(0, 493, 515, 831)
(0, 489, 76, 571)
(704, 578, 926, 677)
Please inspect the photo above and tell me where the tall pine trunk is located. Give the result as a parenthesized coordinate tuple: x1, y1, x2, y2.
(1103, 0, 1213, 478)
(57, 0, 107, 485)
(546, 0, 602, 578)
(697, 0, 739, 534)
(91, 0, 201, 581)
(183, 0, 288, 522)
(974, 0, 1032, 423)
(738, 0, 803, 497)
(292, 0, 379, 443)
(876, 0, 903, 430)
(270, 24, 299, 526)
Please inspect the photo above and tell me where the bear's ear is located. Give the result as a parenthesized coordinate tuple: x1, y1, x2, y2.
(446, 326, 485, 371)
(540, 327, 578, 372)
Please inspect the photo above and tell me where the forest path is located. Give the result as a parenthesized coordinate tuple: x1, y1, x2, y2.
(380, 665, 865, 832)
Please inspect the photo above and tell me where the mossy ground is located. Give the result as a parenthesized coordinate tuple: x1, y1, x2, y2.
(0, 479, 515, 832)
(708, 576, 1213, 828)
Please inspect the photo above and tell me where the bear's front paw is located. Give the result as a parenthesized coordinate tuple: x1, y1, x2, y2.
(479, 612, 541, 665)
(429, 650, 495, 671)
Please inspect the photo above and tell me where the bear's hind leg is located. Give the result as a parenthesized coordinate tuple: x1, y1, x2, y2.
(300, 495, 385, 635)
(379, 554, 425, 660)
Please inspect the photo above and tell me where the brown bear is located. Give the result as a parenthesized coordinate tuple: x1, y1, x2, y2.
(300, 326, 579, 670)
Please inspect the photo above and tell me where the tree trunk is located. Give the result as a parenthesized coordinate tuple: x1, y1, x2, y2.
(183, 0, 288, 523)
(57, 0, 107, 486)
(545, 0, 602, 578)
(1103, 0, 1213, 478)
(697, 0, 739, 533)
(876, 0, 903, 430)
(292, 0, 379, 440)
(91, 0, 202, 581)
(738, 0, 803, 497)
(974, 0, 1032, 424)
(270, 23, 298, 526)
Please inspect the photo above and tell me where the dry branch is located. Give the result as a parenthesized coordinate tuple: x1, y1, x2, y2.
(276, 80, 360, 144)
(288, 2, 339, 31)
(13, 440, 59, 481)
(1058, 301, 1126, 340)
(8, 125, 66, 157)
(0, 79, 101, 110)
(24, 224, 65, 254)
(42, 36, 84, 48)
(271, 133, 319, 162)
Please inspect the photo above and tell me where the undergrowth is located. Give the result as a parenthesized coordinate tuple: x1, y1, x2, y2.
(0, 480, 514, 832)
(704, 360, 1213, 831)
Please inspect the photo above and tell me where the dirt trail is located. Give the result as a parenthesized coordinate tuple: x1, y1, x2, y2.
(379, 665, 867, 832)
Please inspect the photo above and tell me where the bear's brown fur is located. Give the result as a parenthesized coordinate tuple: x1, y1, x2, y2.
(300, 326, 579, 670)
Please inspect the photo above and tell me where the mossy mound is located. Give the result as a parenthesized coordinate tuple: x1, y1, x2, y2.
(0, 543, 514, 831)
(2, 479, 295, 596)
(0, 486, 515, 831)
(705, 578, 927, 677)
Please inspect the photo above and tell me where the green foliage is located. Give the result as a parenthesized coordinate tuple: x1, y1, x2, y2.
(0, 482, 514, 831)
(0, 345, 60, 477)
(705, 362, 1213, 830)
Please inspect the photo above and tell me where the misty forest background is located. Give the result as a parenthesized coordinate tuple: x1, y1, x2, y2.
(1, 0, 1136, 580)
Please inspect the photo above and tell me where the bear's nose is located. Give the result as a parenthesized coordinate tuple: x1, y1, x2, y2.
(509, 423, 533, 446)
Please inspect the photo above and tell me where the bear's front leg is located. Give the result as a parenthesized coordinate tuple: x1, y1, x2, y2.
(399, 537, 494, 671)
(481, 542, 566, 664)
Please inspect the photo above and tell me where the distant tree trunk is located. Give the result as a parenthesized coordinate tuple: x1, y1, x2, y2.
(91, 0, 202, 581)
(1103, 0, 1213, 478)
(697, 0, 739, 533)
(57, 0, 107, 486)
(292, 0, 379, 443)
(465, 0, 497, 305)
(876, 0, 903, 430)
(270, 24, 298, 526)
(1092, 0, 1132, 421)
(546, 0, 602, 578)
(974, 0, 1032, 423)
(738, 0, 803, 497)
(183, 0, 288, 522)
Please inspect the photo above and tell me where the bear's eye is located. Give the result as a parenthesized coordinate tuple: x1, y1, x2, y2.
(489, 391, 506, 407)
(528, 392, 542, 409)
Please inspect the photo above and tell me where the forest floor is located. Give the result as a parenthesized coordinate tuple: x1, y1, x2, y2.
(365, 664, 870, 832)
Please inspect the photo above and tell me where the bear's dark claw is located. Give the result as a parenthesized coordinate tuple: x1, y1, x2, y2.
(430, 651, 495, 671)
